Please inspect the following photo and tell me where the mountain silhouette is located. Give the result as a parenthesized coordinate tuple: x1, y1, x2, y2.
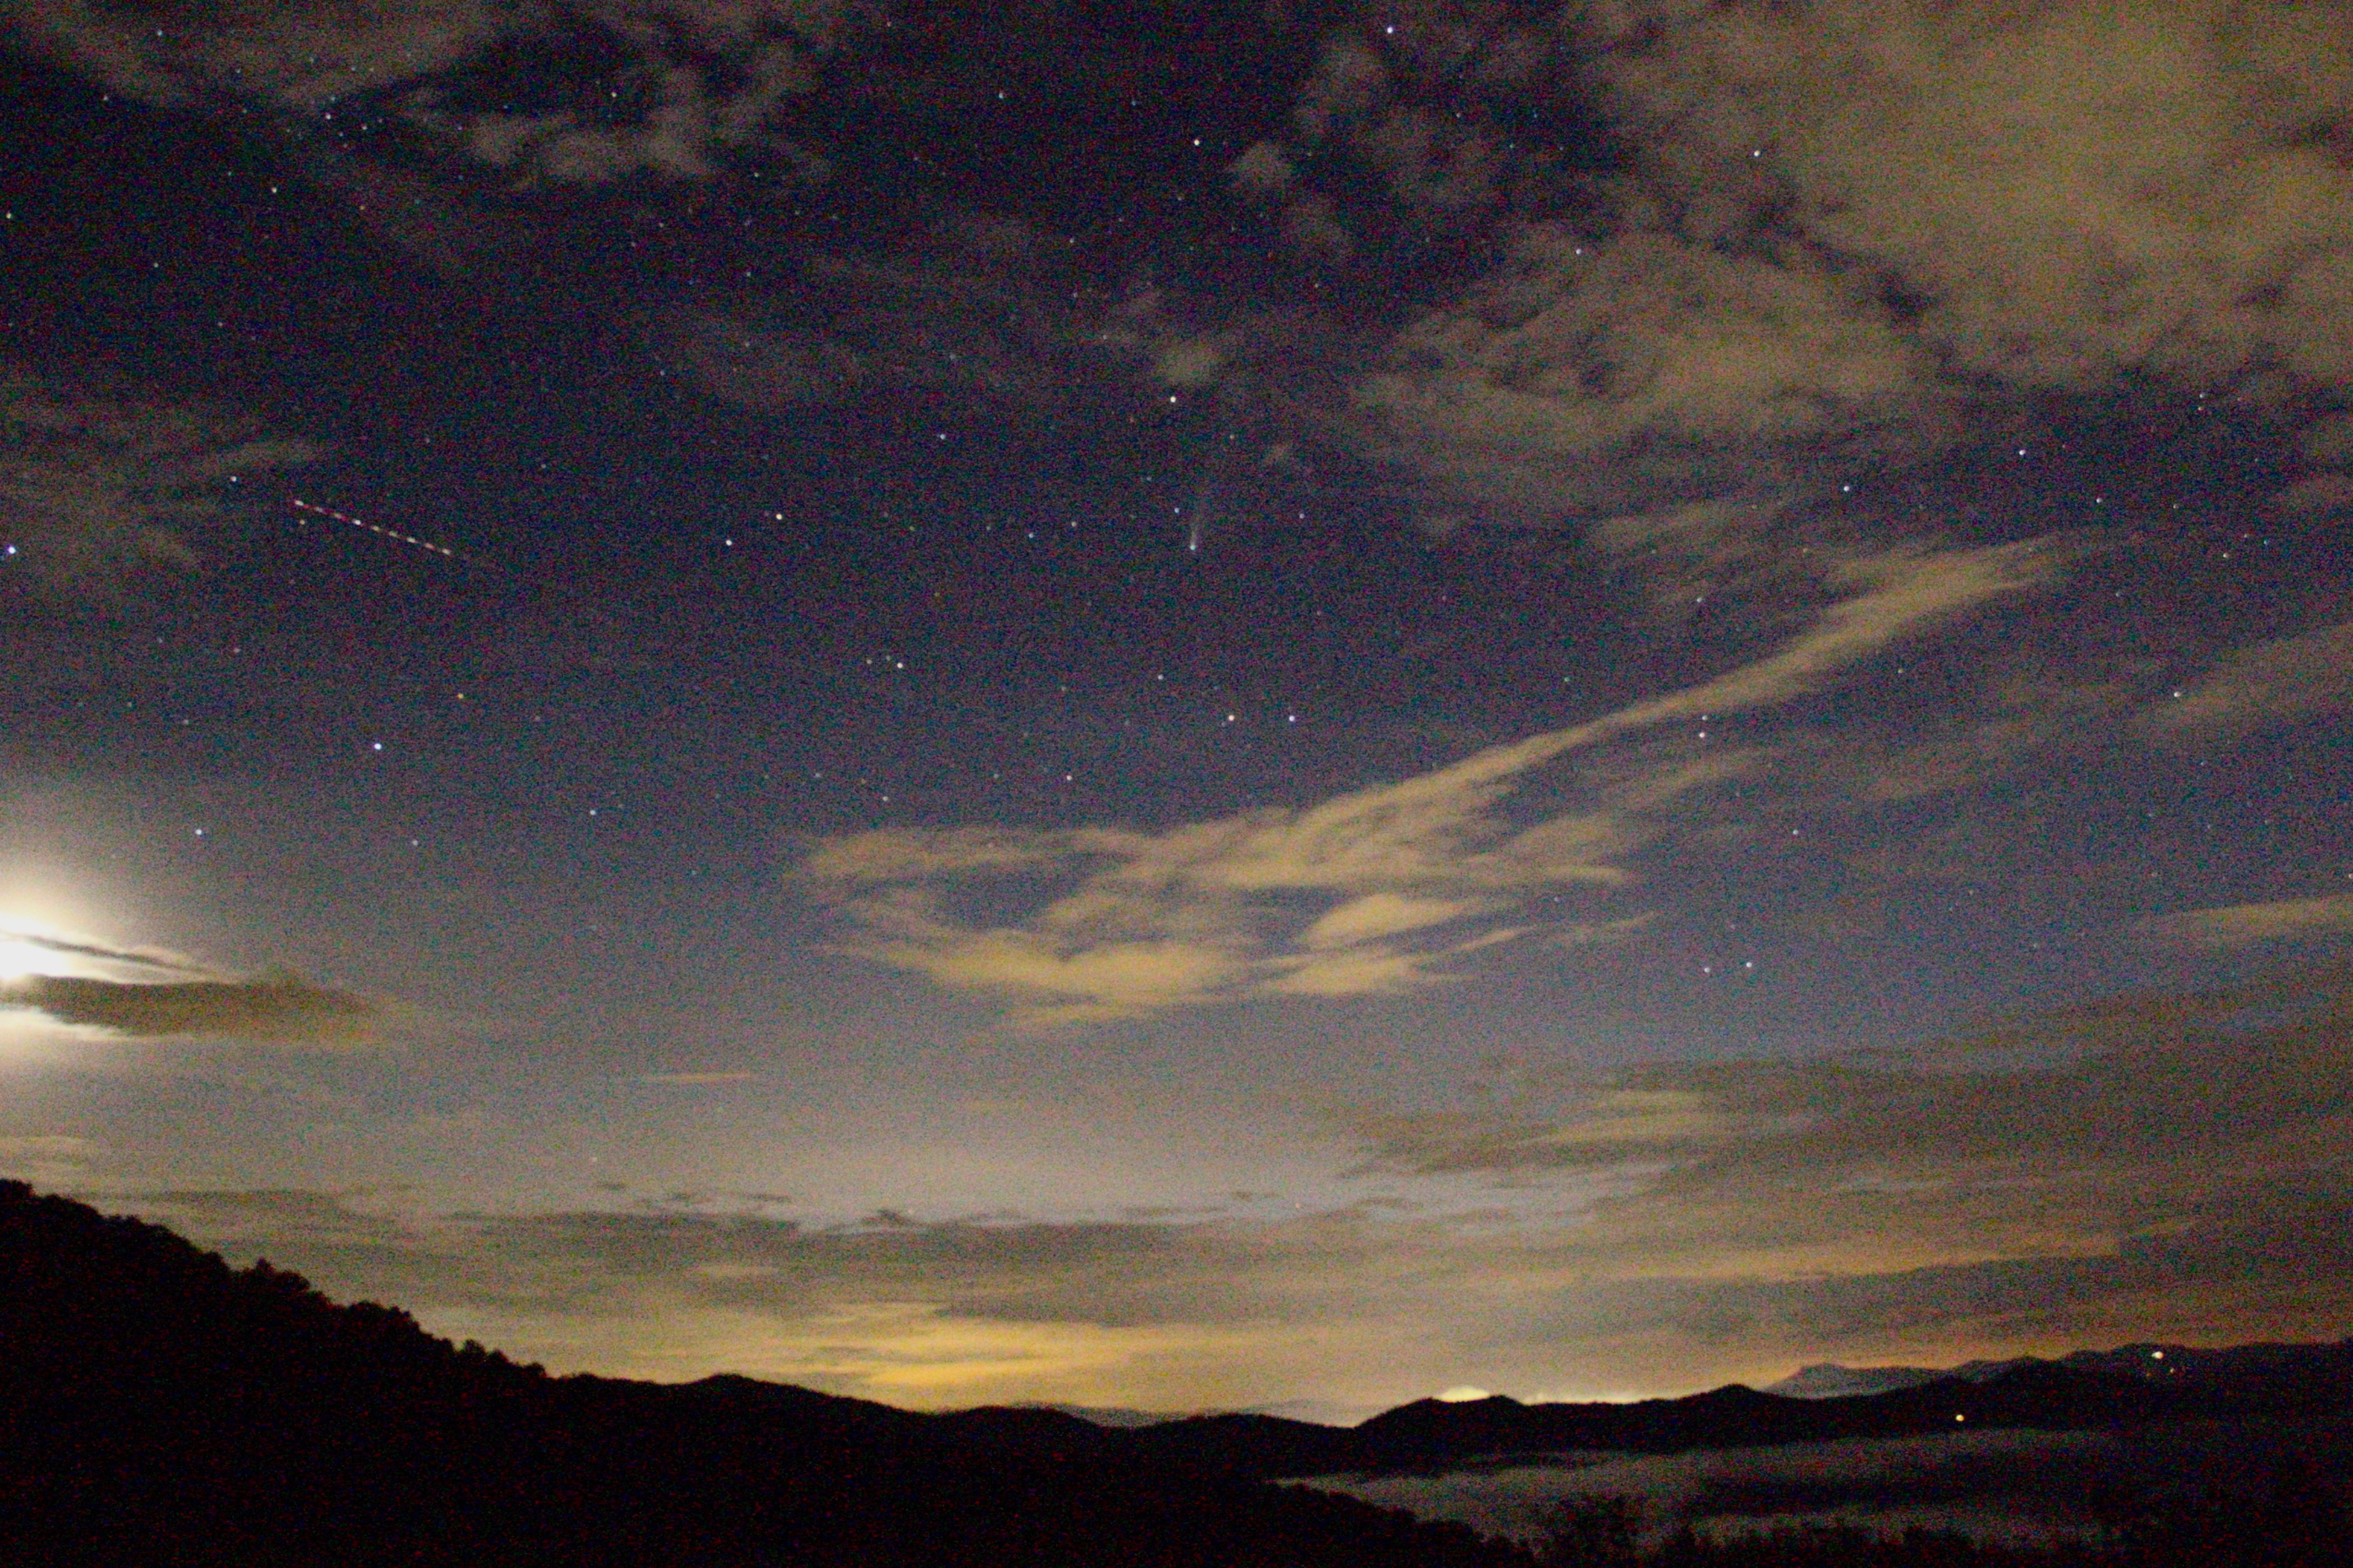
(0, 1182, 1515, 1567)
(1766, 1343, 2353, 1405)
(5, 1182, 2349, 1566)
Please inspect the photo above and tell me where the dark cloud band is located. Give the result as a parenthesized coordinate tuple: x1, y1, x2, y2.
(1, 970, 379, 1045)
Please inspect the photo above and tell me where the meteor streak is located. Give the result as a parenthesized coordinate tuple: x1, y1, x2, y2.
(290, 499, 465, 562)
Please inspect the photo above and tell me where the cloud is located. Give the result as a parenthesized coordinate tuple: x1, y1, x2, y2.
(1228, 141, 1296, 195)
(0, 1134, 100, 1185)
(0, 918, 373, 1046)
(2275, 473, 2353, 516)
(1585, 1, 2353, 384)
(1357, 227, 1943, 528)
(0, 970, 379, 1045)
(0, 1134, 95, 1159)
(2136, 617, 2353, 743)
(119, 1193, 1433, 1409)
(804, 540, 2067, 1024)
(104, 962, 2353, 1405)
(652, 225, 1105, 414)
(5, 1, 514, 111)
(1259, 2, 2353, 578)
(2146, 895, 2353, 948)
(1780, 656, 2137, 809)
(0, 368, 321, 600)
(1348, 969, 2353, 1300)
(3, 2, 855, 186)
(0, 926, 198, 978)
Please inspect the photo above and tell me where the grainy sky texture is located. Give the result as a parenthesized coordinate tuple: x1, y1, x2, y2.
(1, 0, 2349, 1420)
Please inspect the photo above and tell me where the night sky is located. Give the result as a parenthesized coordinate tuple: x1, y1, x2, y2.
(2, 0, 2351, 1421)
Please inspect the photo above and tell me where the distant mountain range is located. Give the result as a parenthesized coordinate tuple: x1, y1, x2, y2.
(1016, 1400, 1176, 1428)
(1766, 1341, 2353, 1404)
(5, 1180, 2350, 1564)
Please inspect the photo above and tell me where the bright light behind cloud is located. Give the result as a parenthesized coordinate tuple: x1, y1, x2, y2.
(0, 865, 119, 975)
(0, 912, 84, 981)
(0, 909, 176, 982)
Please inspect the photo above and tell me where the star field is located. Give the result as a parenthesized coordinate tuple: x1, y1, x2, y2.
(1, 0, 2350, 1418)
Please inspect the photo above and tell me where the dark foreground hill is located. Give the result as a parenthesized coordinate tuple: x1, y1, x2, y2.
(0, 1183, 1515, 1568)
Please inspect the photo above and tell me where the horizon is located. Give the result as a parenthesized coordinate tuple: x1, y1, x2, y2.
(19, 1177, 2351, 1427)
(2, 0, 2350, 1416)
(26, 1174, 2347, 1431)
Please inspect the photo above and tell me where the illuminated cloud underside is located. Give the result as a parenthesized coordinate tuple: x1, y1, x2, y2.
(806, 541, 2069, 1024)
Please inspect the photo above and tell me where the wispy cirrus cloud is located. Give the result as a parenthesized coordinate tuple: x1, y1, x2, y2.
(0, 367, 320, 600)
(4, 1, 857, 187)
(2147, 895, 2353, 949)
(2136, 617, 2353, 745)
(804, 540, 2069, 1025)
